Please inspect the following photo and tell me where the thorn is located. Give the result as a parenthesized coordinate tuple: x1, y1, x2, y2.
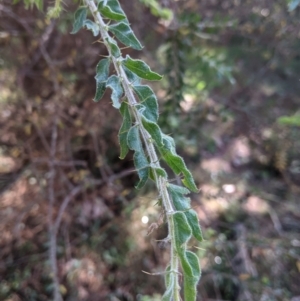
(141, 270, 166, 276)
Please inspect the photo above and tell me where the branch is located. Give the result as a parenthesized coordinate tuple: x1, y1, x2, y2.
(84, 1, 180, 299)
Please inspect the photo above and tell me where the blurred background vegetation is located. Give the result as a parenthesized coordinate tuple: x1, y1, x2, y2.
(0, 0, 300, 300)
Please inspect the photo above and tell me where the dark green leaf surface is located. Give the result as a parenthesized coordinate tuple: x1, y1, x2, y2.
(168, 183, 190, 196)
(122, 55, 162, 80)
(71, 7, 88, 34)
(105, 37, 121, 58)
(124, 67, 141, 85)
(133, 149, 149, 189)
(118, 101, 131, 159)
(133, 85, 158, 122)
(84, 20, 99, 36)
(157, 135, 198, 192)
(107, 75, 123, 109)
(172, 212, 194, 276)
(109, 22, 143, 50)
(150, 166, 167, 178)
(168, 184, 203, 242)
(98, 0, 126, 21)
(94, 58, 110, 101)
(183, 251, 201, 301)
(173, 212, 191, 247)
(141, 117, 163, 147)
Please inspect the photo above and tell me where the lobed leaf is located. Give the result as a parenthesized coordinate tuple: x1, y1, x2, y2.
(94, 58, 110, 101)
(133, 149, 149, 189)
(109, 22, 143, 50)
(168, 184, 203, 242)
(98, 0, 126, 21)
(105, 36, 121, 58)
(172, 212, 191, 248)
(183, 251, 201, 301)
(122, 55, 163, 81)
(106, 75, 123, 109)
(71, 7, 88, 34)
(157, 135, 199, 192)
(141, 117, 163, 147)
(172, 212, 194, 277)
(127, 125, 142, 152)
(118, 101, 132, 159)
(133, 85, 158, 122)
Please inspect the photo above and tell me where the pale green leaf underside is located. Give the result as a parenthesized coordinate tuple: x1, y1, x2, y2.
(109, 22, 143, 50)
(98, 0, 126, 21)
(106, 75, 123, 109)
(134, 149, 149, 189)
(71, 6, 88, 34)
(127, 125, 142, 152)
(105, 36, 121, 58)
(94, 58, 110, 102)
(133, 85, 158, 122)
(122, 55, 162, 81)
(124, 67, 141, 85)
(118, 101, 131, 159)
(84, 20, 100, 36)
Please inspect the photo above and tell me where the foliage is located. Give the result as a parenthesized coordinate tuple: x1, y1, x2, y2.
(277, 114, 300, 126)
(69, 1, 203, 299)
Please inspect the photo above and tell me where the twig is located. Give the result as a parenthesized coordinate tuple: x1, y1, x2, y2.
(47, 117, 62, 301)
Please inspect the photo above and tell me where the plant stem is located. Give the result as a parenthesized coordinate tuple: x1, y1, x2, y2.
(84, 0, 181, 299)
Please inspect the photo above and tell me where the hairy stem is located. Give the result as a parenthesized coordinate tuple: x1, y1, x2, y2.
(84, 0, 181, 298)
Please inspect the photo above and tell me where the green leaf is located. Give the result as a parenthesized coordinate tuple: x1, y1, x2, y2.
(94, 58, 110, 101)
(157, 135, 199, 192)
(124, 67, 141, 85)
(109, 22, 143, 50)
(141, 117, 163, 147)
(118, 101, 131, 159)
(150, 166, 167, 178)
(173, 212, 192, 247)
(71, 7, 88, 34)
(288, 0, 300, 11)
(133, 149, 149, 189)
(133, 85, 158, 122)
(98, 0, 126, 21)
(167, 183, 190, 196)
(106, 75, 123, 109)
(162, 269, 174, 301)
(277, 114, 300, 126)
(168, 184, 203, 242)
(84, 20, 100, 36)
(183, 251, 201, 301)
(172, 212, 194, 276)
(184, 210, 203, 242)
(122, 55, 163, 81)
(127, 126, 142, 152)
(105, 37, 121, 58)
(168, 185, 190, 211)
